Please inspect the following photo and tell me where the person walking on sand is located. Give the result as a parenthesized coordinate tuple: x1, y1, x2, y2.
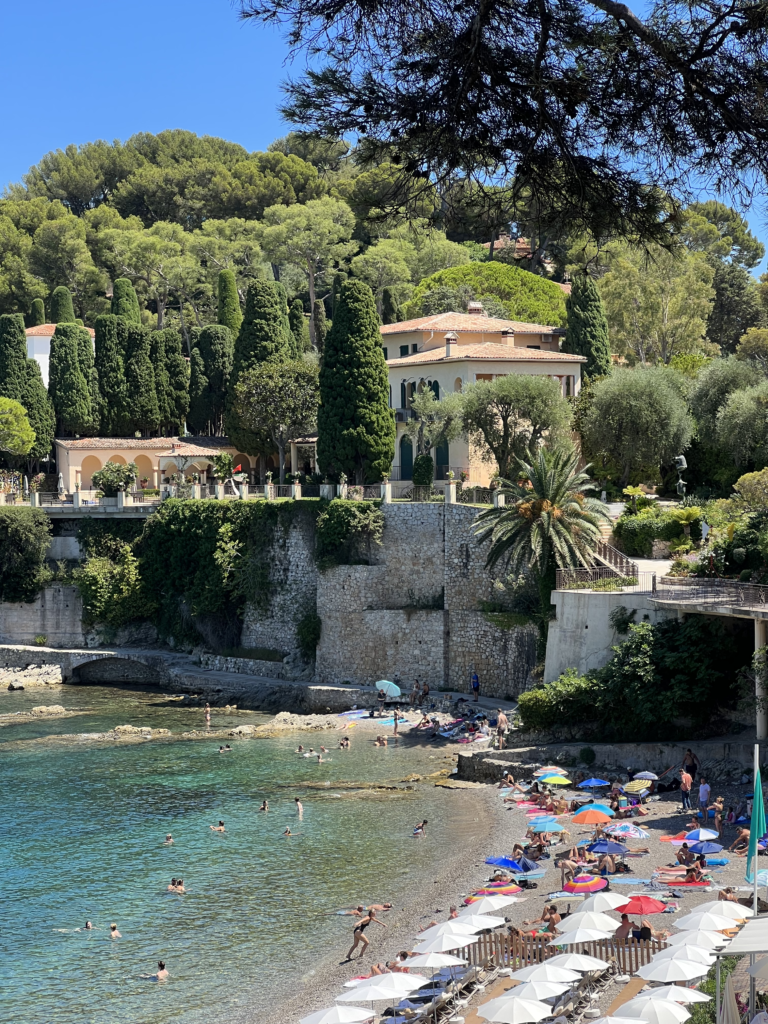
(295, 797, 304, 819)
(680, 767, 692, 811)
(346, 908, 387, 960)
(471, 671, 480, 702)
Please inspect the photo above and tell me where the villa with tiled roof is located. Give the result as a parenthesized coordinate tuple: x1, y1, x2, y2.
(26, 323, 96, 387)
(381, 302, 585, 484)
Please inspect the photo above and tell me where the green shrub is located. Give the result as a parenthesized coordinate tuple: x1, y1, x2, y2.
(73, 546, 151, 627)
(612, 506, 690, 557)
(412, 454, 434, 485)
(296, 611, 322, 659)
(0, 507, 52, 602)
(579, 746, 596, 765)
(34, 634, 47, 646)
(315, 499, 384, 566)
(91, 461, 138, 497)
(517, 669, 601, 732)
(77, 518, 145, 559)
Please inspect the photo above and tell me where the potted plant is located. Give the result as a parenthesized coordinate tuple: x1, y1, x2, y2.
(140, 477, 149, 490)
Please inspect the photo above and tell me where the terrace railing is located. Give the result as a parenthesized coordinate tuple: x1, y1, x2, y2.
(556, 566, 654, 593)
(595, 540, 638, 576)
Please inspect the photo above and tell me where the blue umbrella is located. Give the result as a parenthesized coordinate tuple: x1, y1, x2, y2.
(588, 840, 628, 855)
(578, 778, 610, 788)
(685, 828, 719, 841)
(376, 680, 401, 697)
(690, 841, 723, 854)
(486, 857, 525, 871)
(586, 803, 615, 815)
(534, 822, 565, 832)
(529, 816, 558, 824)
(517, 857, 540, 873)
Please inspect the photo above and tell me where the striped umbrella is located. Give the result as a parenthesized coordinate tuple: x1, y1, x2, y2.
(604, 823, 650, 839)
(563, 873, 608, 893)
(622, 780, 649, 794)
(471, 884, 523, 897)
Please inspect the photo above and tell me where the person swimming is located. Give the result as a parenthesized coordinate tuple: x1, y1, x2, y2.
(155, 961, 168, 980)
(210, 820, 226, 832)
(110, 923, 121, 939)
(167, 878, 178, 891)
(413, 820, 428, 836)
(283, 827, 302, 837)
(84, 921, 93, 930)
(163, 834, 174, 845)
(258, 800, 269, 812)
(296, 745, 304, 753)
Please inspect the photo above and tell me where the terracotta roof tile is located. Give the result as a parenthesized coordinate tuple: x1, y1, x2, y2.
(380, 312, 563, 336)
(386, 343, 585, 366)
(26, 323, 95, 337)
(54, 436, 234, 451)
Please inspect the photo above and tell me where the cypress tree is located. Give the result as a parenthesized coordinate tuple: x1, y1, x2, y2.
(381, 287, 401, 325)
(289, 299, 306, 353)
(318, 280, 396, 483)
(76, 326, 100, 434)
(95, 315, 129, 436)
(197, 325, 233, 434)
(50, 286, 76, 324)
(29, 298, 46, 327)
(217, 269, 243, 336)
(313, 299, 329, 353)
(0, 314, 30, 401)
(273, 281, 297, 358)
(124, 325, 160, 434)
(149, 330, 171, 432)
(188, 348, 210, 434)
(563, 273, 611, 379)
(331, 272, 346, 316)
(22, 359, 55, 461)
(48, 324, 91, 435)
(111, 278, 142, 324)
(162, 329, 190, 435)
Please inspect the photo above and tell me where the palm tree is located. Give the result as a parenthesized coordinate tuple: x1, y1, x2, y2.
(474, 446, 611, 617)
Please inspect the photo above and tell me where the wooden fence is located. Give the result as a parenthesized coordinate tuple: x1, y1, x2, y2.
(461, 932, 666, 975)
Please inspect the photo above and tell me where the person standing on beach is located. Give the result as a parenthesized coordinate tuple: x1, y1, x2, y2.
(496, 709, 508, 750)
(410, 680, 420, 706)
(680, 768, 692, 811)
(205, 703, 211, 727)
(393, 709, 399, 738)
(295, 797, 304, 819)
(699, 777, 711, 816)
(682, 749, 700, 775)
(471, 672, 480, 702)
(345, 908, 387, 960)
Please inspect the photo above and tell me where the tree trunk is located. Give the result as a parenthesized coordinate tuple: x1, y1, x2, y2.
(488, 232, 497, 261)
(178, 298, 190, 354)
(157, 295, 166, 330)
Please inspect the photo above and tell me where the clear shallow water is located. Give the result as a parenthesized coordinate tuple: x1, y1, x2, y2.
(0, 685, 475, 1024)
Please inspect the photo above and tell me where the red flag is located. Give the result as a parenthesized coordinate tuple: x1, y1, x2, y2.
(234, 464, 241, 472)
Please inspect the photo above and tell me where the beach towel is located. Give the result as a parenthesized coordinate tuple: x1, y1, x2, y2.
(708, 858, 730, 865)
(659, 833, 687, 842)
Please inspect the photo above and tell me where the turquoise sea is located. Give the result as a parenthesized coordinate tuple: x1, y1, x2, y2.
(0, 685, 474, 1024)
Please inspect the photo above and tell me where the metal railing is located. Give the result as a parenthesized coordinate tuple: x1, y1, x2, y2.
(652, 577, 768, 611)
(345, 484, 382, 501)
(274, 484, 293, 498)
(301, 484, 321, 497)
(595, 539, 638, 576)
(457, 485, 493, 505)
(556, 567, 652, 593)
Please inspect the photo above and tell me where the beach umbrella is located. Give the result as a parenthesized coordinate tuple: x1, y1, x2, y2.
(636, 961, 708, 983)
(337, 975, 429, 1000)
(375, 680, 401, 697)
(640, 988, 711, 1004)
(666, 931, 729, 949)
(510, 964, 581, 983)
(477, 997, 553, 1023)
(417, 921, 480, 943)
(546, 953, 609, 971)
(406, 952, 467, 969)
(563, 874, 607, 894)
(675, 910, 741, 930)
(651, 946, 715, 966)
(588, 840, 628, 855)
(301, 1007, 374, 1024)
(454, 913, 505, 930)
(591, 1019, 637, 1024)
(487, 857, 527, 871)
(413, 932, 477, 954)
(540, 775, 571, 785)
(585, 804, 617, 815)
(548, 928, 613, 945)
(504, 981, 572, 1000)
(572, 809, 612, 824)
(579, 778, 610, 788)
(534, 766, 568, 775)
(622, 780, 649, 794)
(615, 999, 690, 1024)
(615, 897, 666, 915)
(604, 824, 650, 839)
(459, 896, 521, 915)
(689, 841, 723, 854)
(634, 772, 659, 781)
(533, 822, 565, 832)
(472, 884, 523, 896)
(719, 975, 740, 1024)
(684, 829, 719, 842)
(692, 901, 752, 919)
(563, 911, 621, 932)
(580, 892, 630, 912)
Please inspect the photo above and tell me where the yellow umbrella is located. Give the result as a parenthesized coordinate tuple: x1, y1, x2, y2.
(541, 775, 571, 785)
(623, 780, 648, 794)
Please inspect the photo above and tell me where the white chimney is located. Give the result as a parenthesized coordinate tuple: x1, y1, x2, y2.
(467, 301, 485, 316)
(445, 331, 458, 358)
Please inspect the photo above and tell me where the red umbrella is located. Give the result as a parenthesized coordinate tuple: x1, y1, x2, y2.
(615, 896, 667, 915)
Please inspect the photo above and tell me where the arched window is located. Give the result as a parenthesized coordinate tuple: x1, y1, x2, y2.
(400, 382, 407, 409)
(399, 435, 413, 481)
(454, 377, 463, 393)
(434, 441, 449, 479)
(430, 380, 440, 399)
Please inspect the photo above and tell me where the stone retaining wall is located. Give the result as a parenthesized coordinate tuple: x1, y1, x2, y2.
(0, 585, 84, 647)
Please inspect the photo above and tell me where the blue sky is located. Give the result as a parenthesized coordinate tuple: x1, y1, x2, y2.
(1, 0, 765, 274)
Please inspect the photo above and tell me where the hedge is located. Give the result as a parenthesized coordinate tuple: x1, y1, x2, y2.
(612, 506, 701, 557)
(0, 507, 52, 602)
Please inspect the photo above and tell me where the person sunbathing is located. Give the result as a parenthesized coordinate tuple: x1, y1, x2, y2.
(521, 906, 561, 935)
(677, 844, 695, 866)
(719, 887, 739, 903)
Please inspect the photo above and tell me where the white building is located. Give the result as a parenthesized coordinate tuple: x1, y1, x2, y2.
(26, 323, 95, 387)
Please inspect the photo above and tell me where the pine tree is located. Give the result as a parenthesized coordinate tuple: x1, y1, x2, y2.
(217, 269, 243, 336)
(48, 324, 92, 435)
(289, 299, 306, 353)
(188, 348, 210, 434)
(313, 299, 329, 353)
(0, 314, 30, 401)
(111, 278, 142, 324)
(149, 330, 171, 431)
(50, 286, 76, 324)
(124, 325, 159, 434)
(76, 326, 100, 434)
(162, 329, 190, 435)
(22, 359, 55, 461)
(94, 315, 129, 436)
(563, 273, 611, 379)
(197, 325, 233, 434)
(29, 298, 46, 327)
(225, 281, 290, 452)
(318, 279, 396, 482)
